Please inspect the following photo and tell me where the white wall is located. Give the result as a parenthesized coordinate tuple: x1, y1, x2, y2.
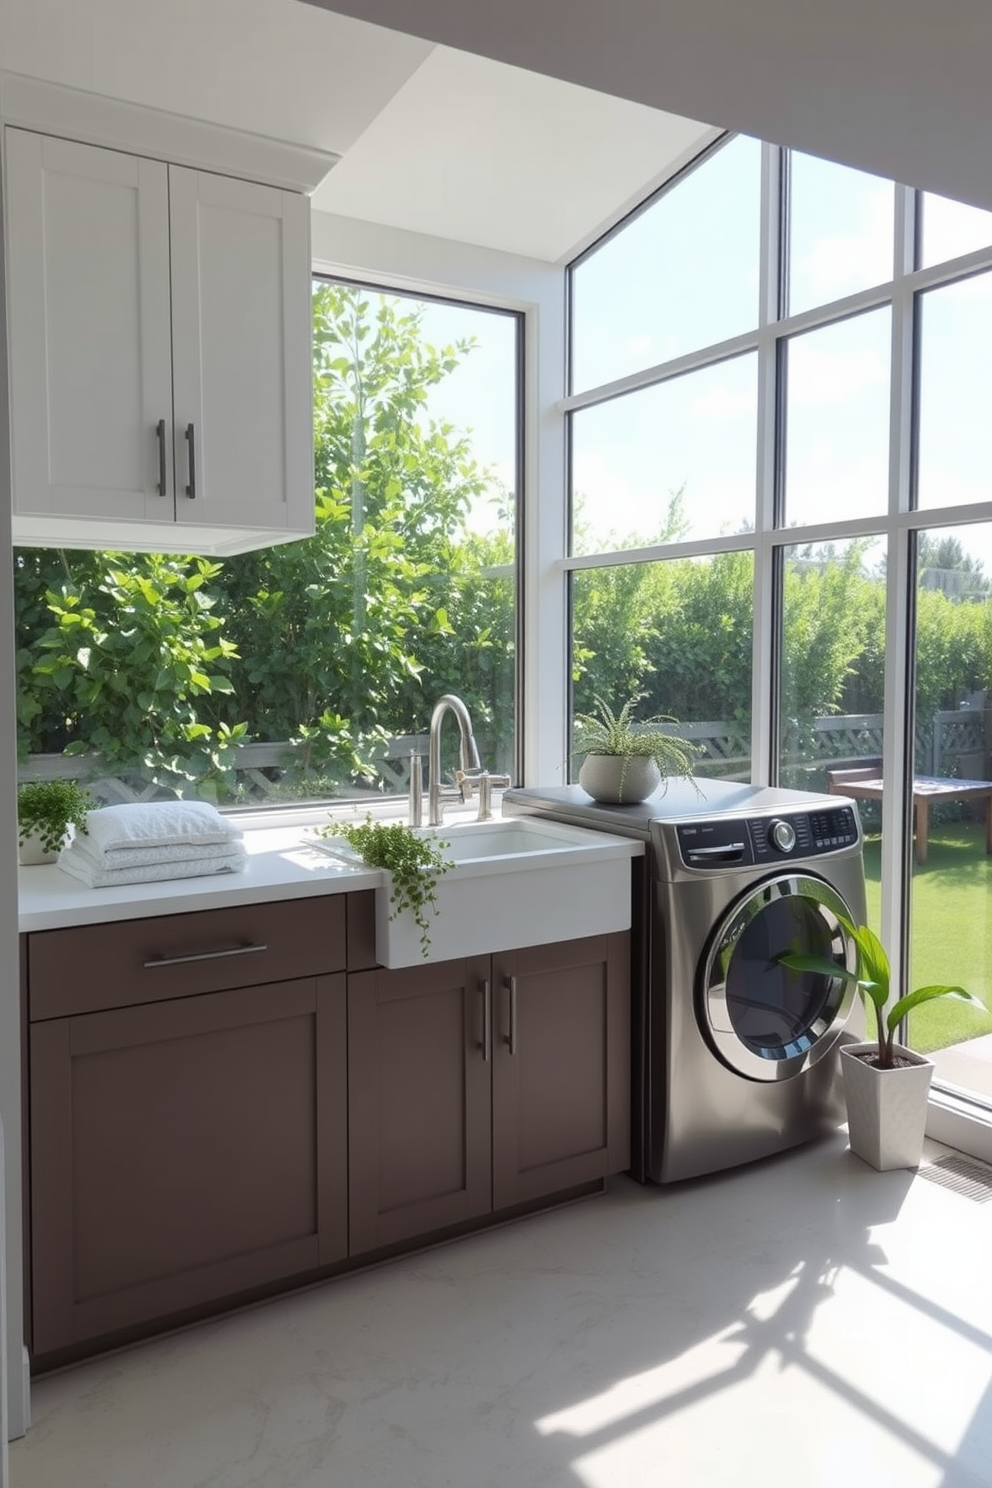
(0, 138, 23, 1451)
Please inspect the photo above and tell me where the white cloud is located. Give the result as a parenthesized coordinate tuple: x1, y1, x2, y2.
(689, 382, 758, 420)
(789, 344, 888, 407)
(795, 186, 893, 301)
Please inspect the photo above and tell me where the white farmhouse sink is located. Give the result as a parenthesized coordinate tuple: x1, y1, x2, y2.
(316, 816, 643, 967)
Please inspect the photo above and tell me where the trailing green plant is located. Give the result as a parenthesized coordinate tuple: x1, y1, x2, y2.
(319, 816, 451, 957)
(779, 917, 985, 1068)
(572, 694, 702, 794)
(17, 779, 94, 853)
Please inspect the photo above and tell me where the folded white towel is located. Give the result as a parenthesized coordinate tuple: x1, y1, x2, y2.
(83, 801, 243, 862)
(63, 836, 247, 874)
(57, 838, 247, 889)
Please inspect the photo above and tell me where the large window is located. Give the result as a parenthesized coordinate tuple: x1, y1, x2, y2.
(15, 282, 519, 807)
(568, 139, 992, 1113)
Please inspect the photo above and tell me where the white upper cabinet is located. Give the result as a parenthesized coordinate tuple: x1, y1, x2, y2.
(5, 127, 315, 554)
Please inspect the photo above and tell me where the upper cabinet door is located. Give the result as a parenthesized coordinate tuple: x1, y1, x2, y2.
(168, 166, 314, 538)
(5, 130, 175, 524)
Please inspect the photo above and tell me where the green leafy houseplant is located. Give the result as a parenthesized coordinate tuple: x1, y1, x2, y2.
(318, 817, 451, 958)
(573, 694, 702, 802)
(780, 918, 984, 1069)
(17, 779, 94, 856)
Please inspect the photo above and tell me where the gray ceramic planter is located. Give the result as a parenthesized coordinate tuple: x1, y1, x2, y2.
(578, 754, 661, 804)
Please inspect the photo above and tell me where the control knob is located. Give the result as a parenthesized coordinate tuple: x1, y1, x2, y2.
(768, 818, 796, 854)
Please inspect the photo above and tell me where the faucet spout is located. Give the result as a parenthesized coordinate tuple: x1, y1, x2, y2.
(428, 694, 480, 826)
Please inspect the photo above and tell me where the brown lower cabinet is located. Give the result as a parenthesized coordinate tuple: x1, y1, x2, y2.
(347, 933, 630, 1253)
(29, 972, 348, 1357)
(24, 896, 629, 1364)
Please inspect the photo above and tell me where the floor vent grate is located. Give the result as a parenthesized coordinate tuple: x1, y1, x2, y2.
(918, 1153, 992, 1202)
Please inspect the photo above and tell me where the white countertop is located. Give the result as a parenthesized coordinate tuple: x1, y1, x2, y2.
(18, 824, 383, 932)
(18, 805, 645, 934)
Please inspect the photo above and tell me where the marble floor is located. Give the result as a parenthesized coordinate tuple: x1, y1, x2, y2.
(10, 1133, 992, 1488)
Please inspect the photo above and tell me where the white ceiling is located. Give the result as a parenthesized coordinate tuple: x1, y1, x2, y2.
(0, 0, 716, 262)
(305, 0, 992, 217)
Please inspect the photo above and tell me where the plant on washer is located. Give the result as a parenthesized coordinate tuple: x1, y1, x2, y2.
(572, 694, 702, 804)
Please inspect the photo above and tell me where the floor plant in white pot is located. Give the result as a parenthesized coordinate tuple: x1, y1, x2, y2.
(781, 919, 985, 1171)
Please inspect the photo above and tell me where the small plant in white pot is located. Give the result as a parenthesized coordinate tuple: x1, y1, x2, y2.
(573, 695, 702, 805)
(17, 779, 94, 865)
(781, 920, 985, 1171)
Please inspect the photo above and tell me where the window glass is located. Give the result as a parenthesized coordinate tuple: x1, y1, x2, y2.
(778, 536, 886, 924)
(907, 522, 992, 1078)
(788, 153, 894, 316)
(570, 135, 761, 394)
(782, 308, 891, 527)
(571, 354, 757, 554)
(571, 552, 754, 783)
(920, 192, 992, 269)
(917, 273, 992, 510)
(15, 283, 519, 807)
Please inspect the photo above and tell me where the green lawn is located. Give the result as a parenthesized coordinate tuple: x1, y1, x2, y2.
(862, 826, 992, 1054)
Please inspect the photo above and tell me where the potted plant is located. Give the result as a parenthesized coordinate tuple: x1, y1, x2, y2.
(572, 694, 703, 804)
(317, 816, 451, 958)
(780, 919, 985, 1170)
(17, 779, 94, 865)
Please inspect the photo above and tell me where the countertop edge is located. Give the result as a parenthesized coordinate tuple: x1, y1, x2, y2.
(19, 853, 384, 933)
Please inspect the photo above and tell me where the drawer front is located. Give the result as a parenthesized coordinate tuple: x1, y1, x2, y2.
(28, 896, 347, 1020)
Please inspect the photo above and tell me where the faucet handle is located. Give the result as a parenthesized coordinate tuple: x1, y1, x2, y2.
(477, 771, 512, 821)
(455, 768, 481, 803)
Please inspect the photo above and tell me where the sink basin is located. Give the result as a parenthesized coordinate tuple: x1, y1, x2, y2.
(315, 816, 643, 966)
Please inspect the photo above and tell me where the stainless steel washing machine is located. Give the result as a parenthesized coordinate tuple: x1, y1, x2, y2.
(503, 779, 867, 1184)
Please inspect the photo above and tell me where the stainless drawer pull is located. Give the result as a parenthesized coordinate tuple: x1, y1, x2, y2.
(479, 978, 492, 1062)
(143, 941, 267, 969)
(504, 974, 518, 1056)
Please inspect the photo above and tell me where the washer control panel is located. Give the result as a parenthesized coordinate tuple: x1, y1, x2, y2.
(675, 804, 859, 869)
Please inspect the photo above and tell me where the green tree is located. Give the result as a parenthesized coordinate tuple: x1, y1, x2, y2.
(211, 284, 511, 787)
(16, 550, 244, 798)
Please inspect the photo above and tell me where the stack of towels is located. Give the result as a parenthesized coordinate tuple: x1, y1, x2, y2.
(57, 801, 247, 889)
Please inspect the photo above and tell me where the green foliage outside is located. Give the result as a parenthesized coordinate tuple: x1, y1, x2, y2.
(12, 285, 992, 807)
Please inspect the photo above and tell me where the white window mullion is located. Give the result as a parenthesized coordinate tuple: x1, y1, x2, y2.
(879, 184, 918, 991)
(752, 144, 783, 785)
(524, 281, 570, 786)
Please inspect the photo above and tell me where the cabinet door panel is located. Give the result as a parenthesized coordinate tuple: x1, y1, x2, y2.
(6, 129, 173, 522)
(30, 975, 346, 1356)
(169, 166, 313, 536)
(492, 935, 630, 1210)
(348, 959, 492, 1253)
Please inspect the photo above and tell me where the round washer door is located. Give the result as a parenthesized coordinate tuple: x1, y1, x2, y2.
(700, 872, 858, 1081)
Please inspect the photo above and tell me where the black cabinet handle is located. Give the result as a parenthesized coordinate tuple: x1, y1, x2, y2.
(185, 422, 196, 499)
(156, 419, 167, 497)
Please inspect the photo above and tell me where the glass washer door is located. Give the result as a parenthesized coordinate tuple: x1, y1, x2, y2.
(700, 872, 858, 1081)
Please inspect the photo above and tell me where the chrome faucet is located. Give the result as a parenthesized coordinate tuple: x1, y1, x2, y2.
(428, 694, 481, 826)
